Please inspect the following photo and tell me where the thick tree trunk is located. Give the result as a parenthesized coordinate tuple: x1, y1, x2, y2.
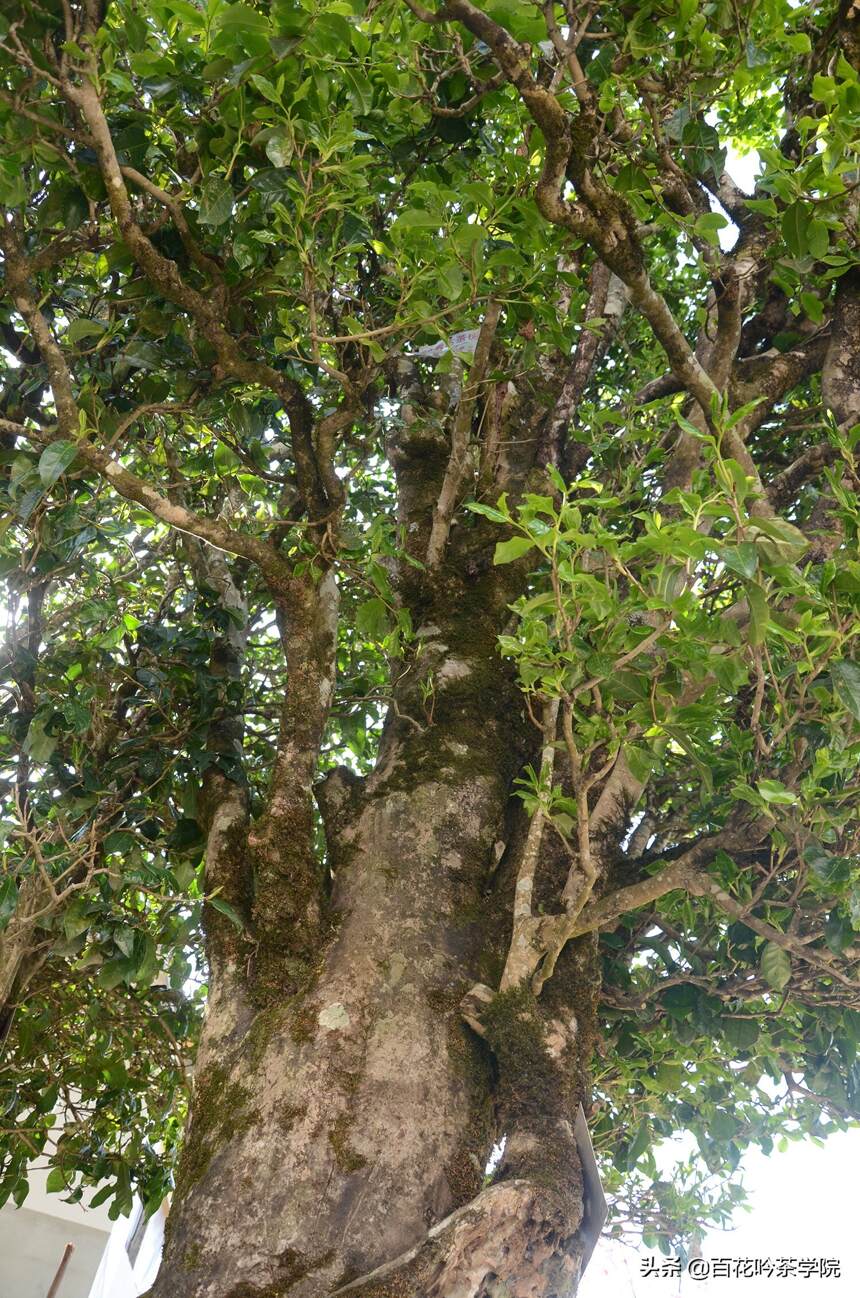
(145, 230, 609, 1298)
(150, 606, 596, 1297)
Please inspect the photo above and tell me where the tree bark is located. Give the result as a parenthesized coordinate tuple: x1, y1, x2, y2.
(149, 508, 612, 1298)
(150, 601, 596, 1297)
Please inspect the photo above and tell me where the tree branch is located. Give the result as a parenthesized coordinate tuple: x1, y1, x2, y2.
(686, 871, 860, 992)
(426, 298, 501, 566)
(420, 0, 725, 423)
(0, 223, 292, 586)
(58, 72, 329, 519)
(499, 697, 559, 992)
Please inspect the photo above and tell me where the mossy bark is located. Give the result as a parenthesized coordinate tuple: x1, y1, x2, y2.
(147, 617, 598, 1298)
(147, 352, 601, 1298)
(149, 636, 500, 1289)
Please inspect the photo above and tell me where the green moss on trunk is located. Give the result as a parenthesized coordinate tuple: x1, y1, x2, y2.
(328, 1111, 368, 1173)
(173, 1062, 256, 1200)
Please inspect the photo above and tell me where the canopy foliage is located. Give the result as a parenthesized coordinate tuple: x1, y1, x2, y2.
(0, 0, 859, 1262)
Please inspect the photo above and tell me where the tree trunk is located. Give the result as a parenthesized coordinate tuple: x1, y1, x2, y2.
(150, 596, 597, 1297)
(143, 227, 610, 1298)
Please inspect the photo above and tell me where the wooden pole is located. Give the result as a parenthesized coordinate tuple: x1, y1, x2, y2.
(45, 1242, 75, 1298)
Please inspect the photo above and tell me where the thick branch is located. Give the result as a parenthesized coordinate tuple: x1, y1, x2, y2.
(569, 817, 770, 938)
(500, 697, 559, 992)
(246, 570, 340, 986)
(769, 443, 840, 508)
(426, 299, 501, 566)
(542, 264, 629, 473)
(823, 266, 860, 431)
(420, 0, 724, 423)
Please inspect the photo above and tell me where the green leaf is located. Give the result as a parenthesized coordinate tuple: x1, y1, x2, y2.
(784, 31, 811, 54)
(724, 1016, 758, 1049)
(131, 933, 159, 986)
(654, 1062, 683, 1091)
(781, 202, 808, 258)
(198, 177, 234, 227)
(493, 536, 536, 565)
(250, 74, 281, 104)
(250, 167, 291, 200)
(825, 910, 853, 955)
(208, 896, 245, 931)
(693, 211, 728, 247)
(850, 885, 860, 932)
(466, 500, 510, 523)
(67, 317, 107, 345)
(743, 197, 777, 217)
(392, 208, 441, 232)
(804, 843, 849, 886)
(627, 1120, 651, 1168)
(122, 340, 161, 370)
(265, 133, 293, 168)
(88, 1183, 115, 1209)
(438, 263, 464, 300)
(760, 941, 791, 991)
(167, 1, 206, 28)
(725, 399, 765, 432)
(807, 220, 829, 260)
(746, 582, 769, 645)
(720, 542, 758, 580)
(63, 899, 93, 940)
(756, 779, 797, 806)
(211, 1, 270, 49)
(113, 926, 136, 958)
(172, 859, 197, 890)
(624, 744, 657, 784)
(749, 516, 809, 565)
(661, 984, 698, 1015)
(355, 597, 390, 641)
(97, 956, 133, 990)
(0, 877, 18, 932)
(0, 159, 26, 207)
(23, 718, 56, 764)
(831, 660, 860, 720)
(38, 441, 78, 487)
(800, 292, 824, 323)
(710, 1110, 737, 1142)
(45, 1167, 68, 1195)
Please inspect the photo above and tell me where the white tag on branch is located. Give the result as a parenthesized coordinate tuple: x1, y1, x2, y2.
(413, 328, 481, 360)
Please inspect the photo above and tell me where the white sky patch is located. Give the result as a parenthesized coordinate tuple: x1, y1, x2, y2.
(711, 138, 762, 251)
(702, 104, 763, 252)
(724, 144, 760, 197)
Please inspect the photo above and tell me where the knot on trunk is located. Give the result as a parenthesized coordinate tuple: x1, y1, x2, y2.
(460, 981, 497, 1037)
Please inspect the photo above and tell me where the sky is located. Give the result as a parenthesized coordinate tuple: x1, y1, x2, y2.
(715, 140, 758, 249)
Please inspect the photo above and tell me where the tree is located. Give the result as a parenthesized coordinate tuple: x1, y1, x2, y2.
(0, 0, 859, 1293)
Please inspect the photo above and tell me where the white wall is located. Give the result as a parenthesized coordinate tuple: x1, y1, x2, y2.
(0, 1206, 107, 1298)
(0, 1158, 113, 1298)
